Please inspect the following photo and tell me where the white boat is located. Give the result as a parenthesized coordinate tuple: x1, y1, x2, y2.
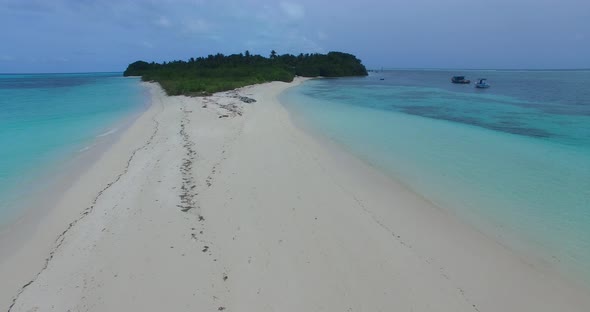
(475, 78, 490, 88)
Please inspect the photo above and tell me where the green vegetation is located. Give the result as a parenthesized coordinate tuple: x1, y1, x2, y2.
(123, 51, 367, 96)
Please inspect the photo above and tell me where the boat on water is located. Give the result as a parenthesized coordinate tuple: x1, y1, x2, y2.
(451, 76, 470, 84)
(475, 78, 490, 88)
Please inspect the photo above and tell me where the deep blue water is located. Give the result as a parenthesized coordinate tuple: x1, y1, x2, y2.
(282, 70, 590, 282)
(0, 73, 146, 225)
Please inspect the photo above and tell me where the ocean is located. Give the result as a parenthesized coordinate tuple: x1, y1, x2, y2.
(281, 70, 590, 282)
(0, 73, 147, 226)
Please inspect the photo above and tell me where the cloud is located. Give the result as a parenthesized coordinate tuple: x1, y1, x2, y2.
(156, 16, 171, 28)
(279, 2, 305, 20)
(2, 0, 57, 13)
(141, 41, 155, 49)
(183, 19, 210, 34)
(73, 50, 97, 56)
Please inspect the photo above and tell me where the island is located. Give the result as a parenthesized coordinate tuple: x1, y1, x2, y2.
(123, 51, 367, 95)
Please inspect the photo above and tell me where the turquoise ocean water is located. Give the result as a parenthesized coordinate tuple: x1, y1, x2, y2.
(282, 70, 590, 282)
(0, 73, 146, 226)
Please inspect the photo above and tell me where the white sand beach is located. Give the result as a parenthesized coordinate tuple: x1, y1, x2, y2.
(2, 78, 589, 311)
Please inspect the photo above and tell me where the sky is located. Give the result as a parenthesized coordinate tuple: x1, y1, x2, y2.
(0, 0, 589, 72)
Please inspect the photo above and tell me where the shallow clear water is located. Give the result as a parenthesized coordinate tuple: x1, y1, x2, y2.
(0, 73, 146, 225)
(282, 70, 590, 282)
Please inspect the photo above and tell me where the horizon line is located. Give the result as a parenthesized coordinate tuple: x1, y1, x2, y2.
(370, 67, 590, 72)
(2, 68, 590, 75)
(0, 71, 123, 75)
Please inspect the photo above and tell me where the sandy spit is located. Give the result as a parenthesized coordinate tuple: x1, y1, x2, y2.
(3, 78, 590, 311)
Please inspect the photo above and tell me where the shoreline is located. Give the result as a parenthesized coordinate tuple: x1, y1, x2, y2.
(279, 82, 590, 288)
(278, 81, 590, 299)
(0, 82, 158, 310)
(0, 76, 150, 229)
(0, 85, 150, 232)
(2, 78, 589, 311)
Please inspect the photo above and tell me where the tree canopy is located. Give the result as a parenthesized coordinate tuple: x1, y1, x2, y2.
(123, 51, 367, 96)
